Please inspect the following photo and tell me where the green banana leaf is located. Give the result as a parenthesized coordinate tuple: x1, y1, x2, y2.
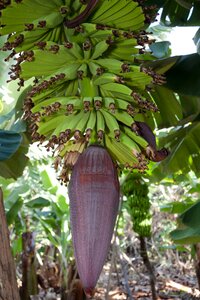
(179, 200, 200, 229)
(150, 85, 183, 129)
(0, 130, 22, 161)
(0, 83, 31, 178)
(145, 0, 200, 26)
(170, 227, 200, 244)
(0, 133, 29, 179)
(6, 197, 23, 226)
(160, 200, 194, 214)
(26, 197, 50, 209)
(170, 201, 200, 245)
(165, 54, 200, 96)
(145, 53, 200, 178)
(155, 121, 200, 177)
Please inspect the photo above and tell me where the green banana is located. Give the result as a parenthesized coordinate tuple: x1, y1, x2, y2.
(100, 82, 132, 96)
(29, 82, 65, 103)
(82, 23, 97, 35)
(103, 97, 116, 112)
(90, 0, 144, 31)
(90, 0, 120, 21)
(32, 11, 64, 29)
(83, 40, 92, 60)
(96, 58, 123, 73)
(113, 110, 134, 127)
(114, 38, 138, 47)
(0, 0, 63, 34)
(37, 114, 67, 136)
(63, 41, 83, 59)
(96, 110, 105, 140)
(123, 126, 148, 148)
(89, 29, 114, 40)
(105, 134, 138, 165)
(100, 108, 120, 139)
(91, 40, 110, 59)
(91, 0, 132, 23)
(85, 110, 96, 140)
(51, 110, 85, 137)
(114, 98, 134, 110)
(123, 71, 152, 90)
(77, 63, 88, 78)
(78, 77, 98, 98)
(93, 73, 122, 85)
(86, 110, 96, 131)
(31, 96, 82, 113)
(74, 111, 91, 139)
(88, 61, 104, 76)
(119, 131, 141, 155)
(1, 0, 162, 184)
(21, 53, 81, 79)
(96, 1, 137, 24)
(82, 96, 93, 110)
(65, 79, 79, 96)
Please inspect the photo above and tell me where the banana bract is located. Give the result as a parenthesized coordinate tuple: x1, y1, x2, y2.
(68, 145, 120, 295)
(0, 0, 167, 180)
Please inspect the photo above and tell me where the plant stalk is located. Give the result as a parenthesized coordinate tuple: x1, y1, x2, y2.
(139, 236, 157, 300)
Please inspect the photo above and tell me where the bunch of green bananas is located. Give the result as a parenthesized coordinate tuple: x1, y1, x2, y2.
(0, 0, 161, 182)
(123, 173, 152, 237)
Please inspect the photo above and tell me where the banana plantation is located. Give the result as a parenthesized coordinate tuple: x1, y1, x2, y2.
(1, 0, 200, 299)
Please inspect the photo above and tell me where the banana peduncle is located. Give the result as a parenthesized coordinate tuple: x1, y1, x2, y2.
(65, 0, 99, 28)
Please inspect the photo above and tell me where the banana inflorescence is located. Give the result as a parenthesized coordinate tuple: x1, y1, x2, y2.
(0, 0, 166, 183)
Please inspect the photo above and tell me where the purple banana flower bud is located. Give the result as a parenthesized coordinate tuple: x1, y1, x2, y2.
(134, 121, 156, 149)
(68, 145, 120, 294)
(134, 121, 169, 162)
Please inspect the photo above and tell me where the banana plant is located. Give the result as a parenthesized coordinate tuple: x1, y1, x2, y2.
(0, 0, 170, 294)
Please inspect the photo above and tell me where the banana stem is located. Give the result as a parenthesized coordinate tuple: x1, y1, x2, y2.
(65, 0, 99, 28)
(139, 236, 157, 300)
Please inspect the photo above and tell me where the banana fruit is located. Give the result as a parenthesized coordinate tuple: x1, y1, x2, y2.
(122, 174, 152, 237)
(1, 0, 163, 294)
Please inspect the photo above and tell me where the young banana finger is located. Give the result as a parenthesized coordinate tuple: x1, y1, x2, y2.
(113, 110, 134, 127)
(74, 111, 91, 139)
(93, 73, 123, 86)
(91, 40, 110, 59)
(100, 82, 132, 96)
(96, 58, 123, 73)
(103, 97, 116, 112)
(119, 131, 141, 156)
(96, 110, 105, 141)
(100, 108, 120, 139)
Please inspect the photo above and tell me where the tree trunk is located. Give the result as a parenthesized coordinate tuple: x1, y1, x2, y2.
(20, 232, 38, 300)
(0, 188, 20, 300)
(194, 243, 200, 290)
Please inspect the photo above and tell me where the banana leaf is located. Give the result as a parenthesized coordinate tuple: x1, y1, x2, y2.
(0, 130, 22, 161)
(0, 133, 29, 179)
(170, 201, 200, 245)
(145, 0, 200, 26)
(155, 121, 200, 177)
